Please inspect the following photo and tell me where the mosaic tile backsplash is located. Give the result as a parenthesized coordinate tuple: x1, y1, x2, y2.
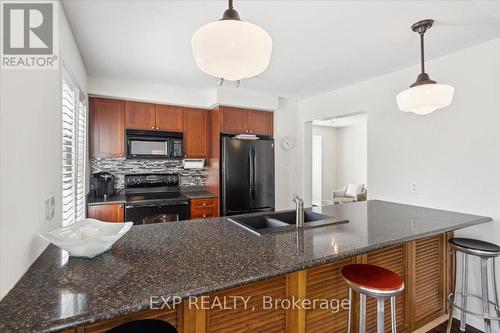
(90, 158, 207, 189)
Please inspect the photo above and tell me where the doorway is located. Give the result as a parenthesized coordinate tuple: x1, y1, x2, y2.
(311, 113, 367, 206)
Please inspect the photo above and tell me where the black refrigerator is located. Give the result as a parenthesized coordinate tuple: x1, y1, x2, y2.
(221, 137, 275, 216)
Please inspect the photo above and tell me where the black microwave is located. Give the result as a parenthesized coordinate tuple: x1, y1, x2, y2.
(126, 130, 183, 159)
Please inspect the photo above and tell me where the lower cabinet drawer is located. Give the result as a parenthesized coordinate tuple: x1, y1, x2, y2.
(190, 197, 219, 218)
(87, 204, 124, 222)
(191, 206, 217, 219)
(191, 197, 217, 208)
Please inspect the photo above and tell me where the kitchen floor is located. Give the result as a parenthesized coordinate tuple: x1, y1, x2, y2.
(430, 319, 483, 332)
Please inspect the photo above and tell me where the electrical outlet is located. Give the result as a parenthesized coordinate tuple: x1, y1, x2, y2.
(45, 195, 55, 220)
(410, 182, 417, 193)
(410, 216, 419, 231)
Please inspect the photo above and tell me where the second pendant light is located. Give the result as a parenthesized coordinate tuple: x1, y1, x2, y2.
(396, 19, 454, 115)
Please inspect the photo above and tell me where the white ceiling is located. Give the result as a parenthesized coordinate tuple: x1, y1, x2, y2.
(62, 0, 500, 99)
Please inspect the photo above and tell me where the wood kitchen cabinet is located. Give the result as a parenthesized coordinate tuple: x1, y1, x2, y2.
(156, 104, 183, 132)
(190, 197, 219, 218)
(87, 204, 124, 222)
(125, 101, 183, 132)
(248, 110, 273, 136)
(89, 98, 125, 158)
(124, 101, 156, 130)
(220, 106, 249, 134)
(219, 106, 273, 136)
(182, 107, 209, 159)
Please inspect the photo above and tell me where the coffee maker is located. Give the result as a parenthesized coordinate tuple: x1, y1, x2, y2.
(91, 172, 115, 198)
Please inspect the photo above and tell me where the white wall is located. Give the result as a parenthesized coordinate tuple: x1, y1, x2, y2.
(312, 135, 323, 202)
(274, 98, 299, 210)
(312, 126, 338, 201)
(88, 77, 279, 111)
(0, 3, 87, 299)
(87, 76, 215, 108)
(298, 38, 500, 331)
(336, 120, 367, 187)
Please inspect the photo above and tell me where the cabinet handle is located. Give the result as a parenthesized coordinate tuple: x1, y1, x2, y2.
(156, 127, 159, 130)
(151, 126, 155, 129)
(249, 130, 253, 133)
(202, 203, 207, 206)
(202, 214, 207, 218)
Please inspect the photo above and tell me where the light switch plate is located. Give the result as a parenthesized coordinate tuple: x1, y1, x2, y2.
(45, 195, 55, 220)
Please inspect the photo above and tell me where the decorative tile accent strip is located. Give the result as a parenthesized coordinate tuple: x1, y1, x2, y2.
(90, 158, 207, 189)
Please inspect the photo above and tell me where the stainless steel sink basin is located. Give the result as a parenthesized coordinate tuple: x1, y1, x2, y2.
(228, 209, 348, 235)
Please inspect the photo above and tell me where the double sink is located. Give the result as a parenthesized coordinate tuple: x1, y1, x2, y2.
(229, 209, 348, 235)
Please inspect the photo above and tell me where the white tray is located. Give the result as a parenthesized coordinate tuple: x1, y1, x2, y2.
(39, 219, 133, 258)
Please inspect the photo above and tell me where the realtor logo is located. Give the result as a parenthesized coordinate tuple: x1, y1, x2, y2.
(1, 1, 58, 69)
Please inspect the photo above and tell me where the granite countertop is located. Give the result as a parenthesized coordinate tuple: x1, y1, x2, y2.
(87, 189, 217, 205)
(0, 200, 491, 332)
(181, 191, 218, 199)
(87, 192, 126, 206)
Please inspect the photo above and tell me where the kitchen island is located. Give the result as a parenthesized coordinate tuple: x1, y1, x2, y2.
(0, 200, 491, 333)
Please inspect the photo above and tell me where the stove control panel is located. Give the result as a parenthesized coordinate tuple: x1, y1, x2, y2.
(125, 173, 179, 188)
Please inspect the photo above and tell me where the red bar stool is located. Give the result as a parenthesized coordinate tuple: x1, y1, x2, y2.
(341, 264, 405, 333)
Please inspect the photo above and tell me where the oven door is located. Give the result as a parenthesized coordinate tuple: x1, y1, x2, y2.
(125, 201, 189, 225)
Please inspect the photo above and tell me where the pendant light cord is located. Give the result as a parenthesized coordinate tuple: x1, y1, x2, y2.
(229, 0, 233, 9)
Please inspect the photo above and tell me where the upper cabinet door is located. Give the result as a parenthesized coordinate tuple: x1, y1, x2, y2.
(248, 111, 273, 136)
(183, 107, 209, 159)
(89, 98, 125, 158)
(156, 104, 183, 132)
(124, 101, 156, 130)
(220, 107, 249, 134)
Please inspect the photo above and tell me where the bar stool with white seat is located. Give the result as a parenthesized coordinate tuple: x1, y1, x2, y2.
(341, 264, 405, 333)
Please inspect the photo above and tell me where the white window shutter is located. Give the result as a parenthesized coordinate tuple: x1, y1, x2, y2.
(62, 68, 86, 226)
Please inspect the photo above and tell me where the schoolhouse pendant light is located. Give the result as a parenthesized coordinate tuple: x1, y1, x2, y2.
(191, 0, 272, 81)
(396, 19, 454, 115)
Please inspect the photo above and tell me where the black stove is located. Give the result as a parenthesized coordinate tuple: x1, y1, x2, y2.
(124, 174, 189, 225)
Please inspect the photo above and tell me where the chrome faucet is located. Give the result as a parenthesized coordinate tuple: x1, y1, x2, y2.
(293, 195, 304, 229)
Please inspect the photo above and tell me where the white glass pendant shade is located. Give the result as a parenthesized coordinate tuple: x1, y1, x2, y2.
(192, 20, 272, 81)
(396, 83, 454, 115)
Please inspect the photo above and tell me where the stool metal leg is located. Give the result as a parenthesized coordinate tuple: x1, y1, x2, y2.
(359, 293, 366, 333)
(347, 288, 352, 333)
(492, 258, 500, 333)
(460, 253, 468, 331)
(377, 299, 385, 333)
(481, 257, 491, 333)
(390, 296, 397, 333)
(492, 258, 500, 312)
(446, 250, 458, 333)
(446, 309, 453, 333)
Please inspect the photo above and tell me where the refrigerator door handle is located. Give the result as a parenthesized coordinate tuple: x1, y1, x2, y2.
(249, 148, 254, 197)
(252, 147, 257, 198)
